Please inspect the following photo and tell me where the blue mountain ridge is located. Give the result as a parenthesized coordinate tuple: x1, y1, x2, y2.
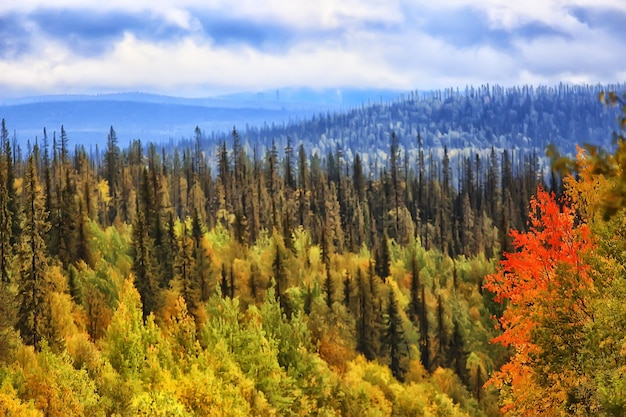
(0, 88, 402, 147)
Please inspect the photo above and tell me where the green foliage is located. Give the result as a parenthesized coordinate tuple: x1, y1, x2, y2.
(104, 279, 147, 379)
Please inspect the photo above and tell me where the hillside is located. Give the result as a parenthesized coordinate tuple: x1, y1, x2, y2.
(0, 89, 625, 416)
(222, 83, 624, 164)
(1, 84, 623, 160)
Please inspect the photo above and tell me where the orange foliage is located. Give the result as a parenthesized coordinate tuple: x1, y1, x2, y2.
(483, 187, 594, 414)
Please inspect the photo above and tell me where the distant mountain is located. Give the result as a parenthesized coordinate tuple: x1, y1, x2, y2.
(0, 88, 403, 148)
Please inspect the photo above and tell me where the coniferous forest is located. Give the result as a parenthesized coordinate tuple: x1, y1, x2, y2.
(0, 89, 625, 416)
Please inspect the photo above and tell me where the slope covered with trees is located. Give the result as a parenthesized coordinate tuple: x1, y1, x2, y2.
(0, 115, 541, 416)
(199, 83, 624, 165)
(0, 87, 624, 416)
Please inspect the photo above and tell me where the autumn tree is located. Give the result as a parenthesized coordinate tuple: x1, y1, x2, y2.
(483, 187, 594, 415)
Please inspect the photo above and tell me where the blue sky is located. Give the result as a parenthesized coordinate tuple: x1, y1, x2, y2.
(0, 0, 624, 98)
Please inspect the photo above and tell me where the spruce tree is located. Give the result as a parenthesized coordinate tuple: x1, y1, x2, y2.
(355, 267, 376, 360)
(385, 285, 406, 381)
(435, 293, 448, 368)
(375, 232, 391, 279)
(57, 168, 79, 266)
(16, 156, 53, 351)
(1, 120, 19, 245)
(420, 284, 431, 371)
(176, 225, 199, 316)
(0, 157, 12, 283)
(104, 126, 120, 225)
(342, 272, 352, 311)
(409, 253, 420, 323)
(131, 204, 159, 320)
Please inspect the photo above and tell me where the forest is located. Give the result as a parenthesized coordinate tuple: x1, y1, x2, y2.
(0, 89, 624, 416)
(201, 83, 625, 164)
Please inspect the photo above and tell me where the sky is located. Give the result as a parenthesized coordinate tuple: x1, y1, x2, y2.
(0, 0, 625, 99)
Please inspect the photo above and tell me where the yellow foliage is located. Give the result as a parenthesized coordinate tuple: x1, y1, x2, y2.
(65, 332, 101, 371)
(13, 177, 23, 196)
(469, 306, 481, 322)
(96, 180, 111, 205)
(404, 358, 428, 384)
(0, 382, 42, 417)
(564, 146, 613, 221)
(175, 365, 252, 417)
(49, 292, 79, 342)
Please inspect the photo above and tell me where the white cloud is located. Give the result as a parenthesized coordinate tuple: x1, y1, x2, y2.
(0, 31, 408, 97)
(0, 0, 624, 97)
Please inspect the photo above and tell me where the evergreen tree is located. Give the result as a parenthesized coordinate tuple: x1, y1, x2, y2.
(16, 156, 53, 351)
(176, 224, 199, 316)
(0, 155, 12, 283)
(342, 272, 352, 311)
(375, 232, 391, 279)
(104, 126, 120, 225)
(130, 203, 159, 320)
(408, 253, 423, 333)
(389, 131, 402, 237)
(272, 235, 288, 313)
(355, 267, 376, 360)
(191, 214, 213, 302)
(75, 199, 92, 267)
(220, 263, 229, 299)
(449, 316, 467, 383)
(435, 293, 448, 368)
(384, 285, 406, 381)
(1, 119, 19, 245)
(420, 284, 431, 371)
(57, 168, 79, 266)
(323, 268, 334, 309)
(160, 211, 177, 289)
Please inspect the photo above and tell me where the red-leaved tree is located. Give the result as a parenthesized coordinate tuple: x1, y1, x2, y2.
(484, 187, 594, 415)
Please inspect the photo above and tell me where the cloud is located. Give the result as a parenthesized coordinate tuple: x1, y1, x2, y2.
(0, 13, 31, 59)
(0, 0, 623, 98)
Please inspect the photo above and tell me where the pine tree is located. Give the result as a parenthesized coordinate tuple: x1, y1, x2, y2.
(104, 126, 120, 225)
(160, 211, 177, 289)
(355, 267, 376, 360)
(0, 155, 12, 283)
(448, 317, 467, 383)
(191, 213, 213, 302)
(375, 232, 391, 279)
(16, 156, 53, 351)
(57, 168, 79, 266)
(220, 263, 229, 298)
(1, 120, 19, 245)
(176, 224, 199, 316)
(343, 272, 352, 311)
(323, 268, 334, 309)
(385, 284, 406, 381)
(420, 284, 431, 371)
(271, 233, 290, 315)
(409, 254, 420, 323)
(131, 203, 159, 320)
(75, 199, 92, 267)
(435, 293, 448, 368)
(389, 131, 402, 237)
